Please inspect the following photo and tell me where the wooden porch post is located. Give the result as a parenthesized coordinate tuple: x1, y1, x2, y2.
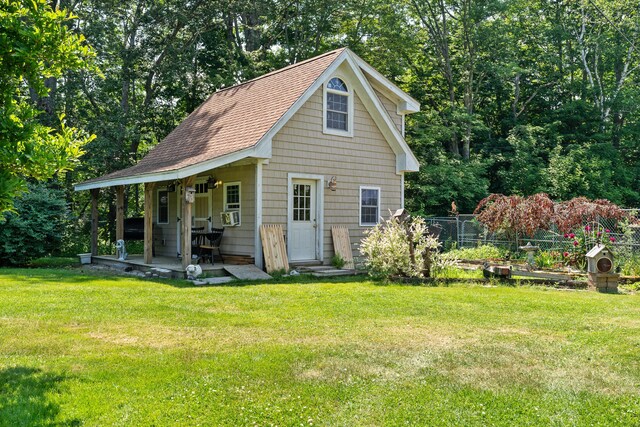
(115, 185, 125, 241)
(181, 175, 196, 269)
(90, 189, 99, 256)
(144, 182, 156, 264)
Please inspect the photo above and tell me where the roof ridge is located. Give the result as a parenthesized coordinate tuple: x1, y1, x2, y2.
(214, 48, 346, 95)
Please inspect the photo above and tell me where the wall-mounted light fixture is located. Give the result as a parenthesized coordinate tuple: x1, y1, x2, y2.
(327, 176, 337, 191)
(207, 176, 222, 190)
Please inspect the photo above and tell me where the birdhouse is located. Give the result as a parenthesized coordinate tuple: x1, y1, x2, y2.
(585, 244, 614, 274)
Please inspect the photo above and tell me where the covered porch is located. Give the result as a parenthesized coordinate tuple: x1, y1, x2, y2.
(76, 157, 267, 271)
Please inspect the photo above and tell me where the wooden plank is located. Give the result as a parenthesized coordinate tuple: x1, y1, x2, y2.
(331, 226, 354, 269)
(181, 176, 196, 269)
(224, 265, 272, 280)
(511, 269, 573, 281)
(115, 185, 125, 241)
(260, 224, 289, 273)
(144, 182, 155, 264)
(90, 189, 99, 256)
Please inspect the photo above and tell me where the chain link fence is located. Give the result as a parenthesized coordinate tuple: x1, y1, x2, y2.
(425, 210, 640, 253)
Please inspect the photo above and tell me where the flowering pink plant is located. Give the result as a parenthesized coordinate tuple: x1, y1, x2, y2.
(562, 223, 616, 270)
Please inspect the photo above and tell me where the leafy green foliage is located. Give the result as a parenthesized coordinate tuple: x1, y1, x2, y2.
(0, 183, 69, 265)
(331, 254, 345, 269)
(446, 244, 506, 261)
(0, 0, 95, 213)
(360, 215, 441, 278)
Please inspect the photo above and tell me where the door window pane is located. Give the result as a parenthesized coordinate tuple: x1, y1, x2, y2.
(293, 184, 312, 222)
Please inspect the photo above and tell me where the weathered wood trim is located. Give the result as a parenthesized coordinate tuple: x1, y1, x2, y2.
(144, 182, 155, 264)
(115, 185, 125, 241)
(90, 189, 99, 256)
(181, 175, 196, 269)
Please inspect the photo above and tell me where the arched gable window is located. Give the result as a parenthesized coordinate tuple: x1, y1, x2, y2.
(325, 77, 350, 133)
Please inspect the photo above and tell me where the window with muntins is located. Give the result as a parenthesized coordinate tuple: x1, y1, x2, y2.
(326, 77, 349, 132)
(360, 187, 380, 226)
(223, 182, 241, 225)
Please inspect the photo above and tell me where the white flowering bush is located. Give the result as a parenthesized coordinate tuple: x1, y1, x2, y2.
(360, 215, 442, 278)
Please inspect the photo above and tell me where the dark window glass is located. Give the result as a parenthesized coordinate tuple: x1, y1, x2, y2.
(360, 188, 379, 225)
(327, 77, 348, 92)
(158, 190, 169, 223)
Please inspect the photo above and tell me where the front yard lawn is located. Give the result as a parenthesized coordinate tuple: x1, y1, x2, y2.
(1, 269, 639, 426)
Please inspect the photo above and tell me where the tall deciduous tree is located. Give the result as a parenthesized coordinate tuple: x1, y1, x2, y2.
(0, 0, 95, 214)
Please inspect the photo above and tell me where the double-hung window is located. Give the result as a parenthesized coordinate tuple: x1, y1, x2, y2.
(360, 186, 380, 226)
(324, 77, 352, 135)
(223, 182, 241, 225)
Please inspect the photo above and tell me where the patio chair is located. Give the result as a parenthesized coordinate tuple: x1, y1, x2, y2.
(201, 228, 225, 264)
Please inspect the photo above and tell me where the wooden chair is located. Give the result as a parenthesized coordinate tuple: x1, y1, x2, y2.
(191, 227, 206, 262)
(201, 228, 225, 264)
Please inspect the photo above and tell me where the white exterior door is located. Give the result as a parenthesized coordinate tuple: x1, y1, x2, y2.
(289, 179, 317, 261)
(193, 182, 211, 231)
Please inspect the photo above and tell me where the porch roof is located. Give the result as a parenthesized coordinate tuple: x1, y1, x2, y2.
(75, 49, 345, 190)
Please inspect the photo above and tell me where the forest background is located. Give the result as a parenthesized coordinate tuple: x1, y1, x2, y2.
(4, 0, 640, 255)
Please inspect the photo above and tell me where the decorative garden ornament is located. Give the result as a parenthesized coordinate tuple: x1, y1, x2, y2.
(185, 264, 203, 280)
(116, 239, 128, 261)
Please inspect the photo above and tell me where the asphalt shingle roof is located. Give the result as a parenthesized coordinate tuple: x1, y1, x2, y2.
(81, 48, 345, 185)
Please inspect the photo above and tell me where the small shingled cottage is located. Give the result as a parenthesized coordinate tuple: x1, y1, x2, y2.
(75, 48, 420, 270)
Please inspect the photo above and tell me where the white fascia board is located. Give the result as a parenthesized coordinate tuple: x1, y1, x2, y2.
(349, 50, 420, 114)
(74, 145, 270, 191)
(259, 50, 350, 144)
(343, 55, 420, 173)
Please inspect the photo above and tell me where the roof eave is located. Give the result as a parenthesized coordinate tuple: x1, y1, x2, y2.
(74, 145, 270, 191)
(347, 50, 420, 114)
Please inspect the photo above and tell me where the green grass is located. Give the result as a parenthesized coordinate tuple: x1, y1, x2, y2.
(27, 257, 79, 268)
(1, 269, 639, 426)
(446, 244, 507, 260)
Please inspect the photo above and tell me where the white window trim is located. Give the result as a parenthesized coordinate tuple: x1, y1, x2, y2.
(223, 181, 241, 226)
(323, 75, 354, 137)
(157, 188, 170, 224)
(359, 186, 381, 227)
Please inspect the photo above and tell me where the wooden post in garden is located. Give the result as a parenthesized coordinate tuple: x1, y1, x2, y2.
(181, 175, 196, 269)
(90, 188, 99, 256)
(144, 182, 155, 264)
(115, 185, 125, 241)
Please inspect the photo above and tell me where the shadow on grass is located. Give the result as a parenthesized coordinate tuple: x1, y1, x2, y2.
(0, 366, 80, 427)
(175, 273, 373, 288)
(0, 268, 136, 286)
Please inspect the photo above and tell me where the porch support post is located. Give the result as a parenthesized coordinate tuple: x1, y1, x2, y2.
(181, 175, 196, 269)
(144, 182, 155, 264)
(115, 185, 125, 241)
(254, 160, 264, 269)
(90, 188, 99, 256)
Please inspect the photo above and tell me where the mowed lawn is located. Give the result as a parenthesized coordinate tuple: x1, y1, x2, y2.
(1, 270, 639, 426)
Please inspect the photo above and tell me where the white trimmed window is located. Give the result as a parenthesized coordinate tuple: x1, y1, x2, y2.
(323, 77, 353, 136)
(360, 186, 380, 226)
(223, 182, 241, 225)
(157, 189, 169, 224)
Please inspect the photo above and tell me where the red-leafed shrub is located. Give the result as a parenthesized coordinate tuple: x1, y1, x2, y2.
(473, 193, 555, 238)
(474, 193, 631, 239)
(553, 198, 629, 233)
